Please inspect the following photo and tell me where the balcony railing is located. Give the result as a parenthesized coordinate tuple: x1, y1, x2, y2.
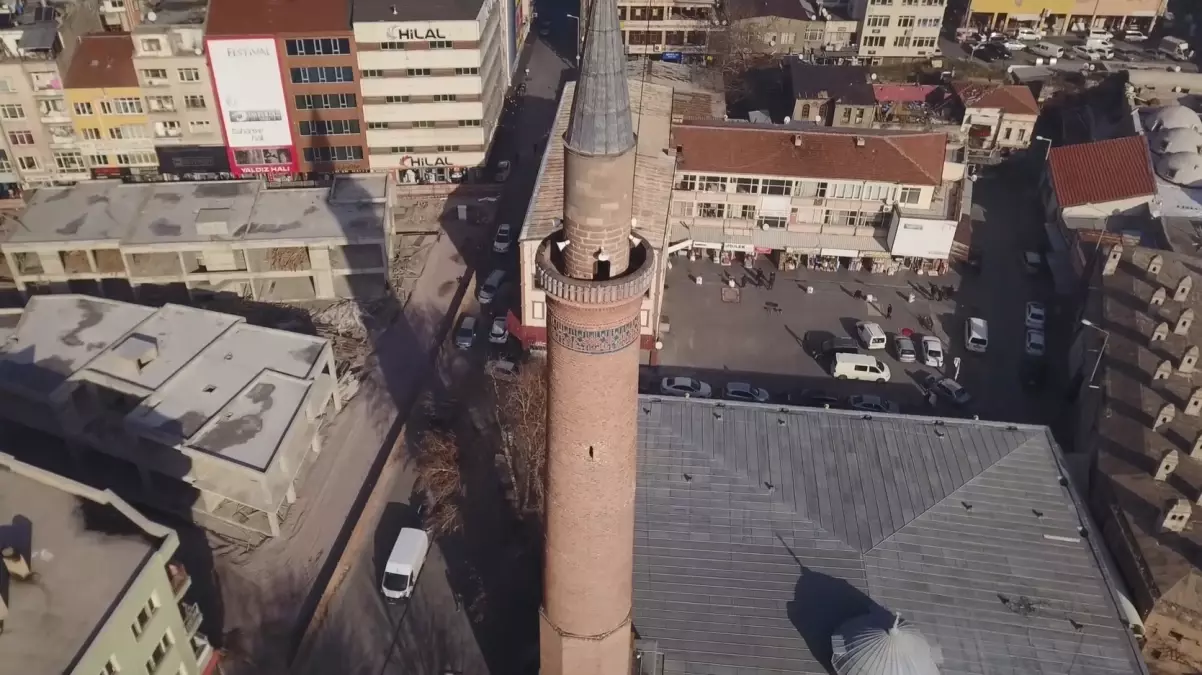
(181, 601, 203, 636)
(167, 561, 191, 599)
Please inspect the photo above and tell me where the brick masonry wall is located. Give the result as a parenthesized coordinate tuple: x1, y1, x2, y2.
(561, 147, 637, 279)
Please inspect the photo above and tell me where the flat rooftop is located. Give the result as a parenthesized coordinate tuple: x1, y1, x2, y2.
(0, 295, 329, 472)
(351, 0, 484, 23)
(4, 176, 388, 249)
(132, 0, 208, 27)
(0, 466, 157, 675)
(635, 397, 1147, 675)
(206, 0, 350, 35)
(521, 79, 676, 245)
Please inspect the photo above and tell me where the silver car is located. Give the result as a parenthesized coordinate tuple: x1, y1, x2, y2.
(894, 335, 917, 363)
(722, 382, 770, 403)
(921, 336, 944, 368)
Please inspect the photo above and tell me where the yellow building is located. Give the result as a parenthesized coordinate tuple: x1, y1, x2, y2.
(966, 0, 1075, 35)
(65, 34, 157, 179)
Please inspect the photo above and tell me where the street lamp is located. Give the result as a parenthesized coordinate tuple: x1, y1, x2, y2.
(1081, 318, 1110, 390)
(1034, 135, 1052, 162)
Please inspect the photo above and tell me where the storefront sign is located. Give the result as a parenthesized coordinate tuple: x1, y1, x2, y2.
(821, 248, 860, 258)
(401, 155, 452, 167)
(91, 166, 131, 179)
(157, 146, 232, 176)
(386, 26, 447, 40)
(232, 147, 294, 176)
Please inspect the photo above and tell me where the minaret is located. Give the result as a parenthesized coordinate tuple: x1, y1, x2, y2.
(536, 0, 655, 671)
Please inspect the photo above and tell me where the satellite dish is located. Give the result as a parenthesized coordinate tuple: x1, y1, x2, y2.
(146, 10, 156, 21)
(784, 115, 791, 123)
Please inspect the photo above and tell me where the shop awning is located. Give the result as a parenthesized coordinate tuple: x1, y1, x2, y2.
(821, 248, 860, 258)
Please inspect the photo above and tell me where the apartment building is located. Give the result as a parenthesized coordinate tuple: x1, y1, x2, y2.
(727, 0, 858, 56)
(205, 0, 367, 179)
(64, 34, 159, 180)
(620, 0, 719, 56)
(352, 0, 510, 183)
(0, 453, 217, 675)
(789, 61, 878, 128)
(0, 1, 100, 188)
(852, 0, 947, 62)
(130, 0, 228, 180)
(964, 0, 1164, 36)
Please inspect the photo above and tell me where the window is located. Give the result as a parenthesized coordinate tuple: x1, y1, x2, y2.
(0, 78, 12, 92)
(671, 200, 694, 217)
(676, 174, 696, 191)
(913, 37, 937, 48)
(434, 94, 457, 102)
(781, 32, 796, 45)
(532, 301, 545, 320)
(298, 119, 360, 136)
(146, 95, 175, 112)
(285, 38, 351, 55)
(295, 94, 356, 109)
(863, 36, 885, 47)
(177, 68, 200, 82)
(385, 95, 409, 103)
(697, 202, 726, 218)
(1003, 127, 1013, 140)
(131, 593, 161, 638)
(0, 104, 23, 119)
(290, 66, 354, 84)
(458, 119, 481, 127)
(893, 36, 912, 47)
(101, 98, 144, 115)
(188, 120, 212, 134)
(100, 655, 120, 675)
(115, 152, 156, 166)
(866, 15, 889, 27)
(855, 108, 865, 124)
(183, 95, 206, 110)
(89, 154, 108, 166)
(739, 204, 757, 220)
(436, 145, 460, 152)
(154, 121, 181, 138)
(73, 101, 93, 115)
(841, 107, 852, 123)
(798, 104, 812, 120)
(862, 183, 891, 201)
(109, 124, 147, 140)
(897, 16, 914, 27)
(140, 68, 168, 81)
(454, 67, 479, 75)
(54, 151, 84, 170)
(8, 131, 33, 145)
(831, 183, 863, 199)
(17, 156, 37, 170)
(381, 41, 406, 50)
(367, 122, 388, 130)
(734, 177, 760, 193)
(361, 69, 383, 78)
(757, 215, 787, 229)
(82, 127, 102, 140)
(389, 146, 414, 153)
(898, 187, 921, 204)
(917, 16, 940, 28)
(140, 38, 161, 52)
(1018, 128, 1027, 142)
(145, 630, 174, 674)
(762, 178, 793, 195)
(303, 146, 364, 162)
(413, 120, 435, 128)
(868, 0, 891, 4)
(699, 175, 727, 192)
(429, 40, 452, 49)
(0, 150, 11, 171)
(406, 68, 431, 76)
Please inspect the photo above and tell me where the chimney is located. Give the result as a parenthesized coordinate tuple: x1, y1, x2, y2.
(1149, 254, 1164, 276)
(1156, 449, 1181, 481)
(1152, 286, 1167, 307)
(1154, 403, 1177, 431)
(1193, 431, 1202, 459)
(1183, 345, 1200, 374)
(1154, 359, 1173, 381)
(1176, 274, 1194, 302)
(855, 137, 866, 147)
(1152, 321, 1170, 342)
(1102, 243, 1122, 276)
(1160, 498, 1192, 533)
(793, 134, 803, 147)
(1188, 389, 1202, 417)
(1, 546, 29, 579)
(1176, 309, 1195, 336)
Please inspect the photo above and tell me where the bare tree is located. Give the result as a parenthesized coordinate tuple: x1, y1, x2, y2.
(415, 427, 464, 537)
(490, 359, 547, 523)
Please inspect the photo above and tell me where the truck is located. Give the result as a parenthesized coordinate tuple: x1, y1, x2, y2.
(380, 527, 430, 602)
(1158, 36, 1193, 61)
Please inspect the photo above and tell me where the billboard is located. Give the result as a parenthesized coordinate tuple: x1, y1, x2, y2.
(207, 38, 296, 177)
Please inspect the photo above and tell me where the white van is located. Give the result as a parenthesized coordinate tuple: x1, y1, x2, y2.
(832, 353, 892, 382)
(855, 321, 888, 350)
(965, 317, 989, 354)
(1029, 41, 1064, 58)
(381, 528, 430, 602)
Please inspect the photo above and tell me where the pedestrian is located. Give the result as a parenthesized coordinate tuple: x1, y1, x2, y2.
(854, 289, 864, 301)
(886, 304, 893, 319)
(934, 288, 943, 302)
(769, 271, 776, 290)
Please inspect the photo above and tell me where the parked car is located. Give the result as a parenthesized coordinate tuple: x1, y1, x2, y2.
(855, 321, 888, 350)
(381, 528, 429, 602)
(1025, 329, 1047, 358)
(965, 317, 989, 354)
(1023, 250, 1046, 274)
(660, 376, 712, 398)
(723, 382, 771, 403)
(454, 315, 477, 349)
(1119, 29, 1148, 42)
(894, 335, 917, 363)
(486, 358, 519, 382)
(847, 394, 901, 414)
(494, 160, 512, 182)
(999, 38, 1026, 51)
(1071, 45, 1104, 61)
(1016, 27, 1043, 41)
(1025, 301, 1047, 330)
(921, 336, 945, 368)
(832, 353, 892, 382)
(1020, 358, 1048, 391)
(924, 374, 973, 406)
(492, 223, 513, 253)
(478, 269, 506, 304)
(489, 316, 509, 344)
(1085, 28, 1113, 43)
(786, 389, 842, 408)
(822, 336, 861, 360)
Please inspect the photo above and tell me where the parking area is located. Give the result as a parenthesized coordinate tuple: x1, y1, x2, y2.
(940, 34, 1197, 71)
(650, 172, 1066, 424)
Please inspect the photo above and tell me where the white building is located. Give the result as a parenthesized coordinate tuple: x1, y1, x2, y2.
(850, 0, 946, 62)
(351, 0, 510, 183)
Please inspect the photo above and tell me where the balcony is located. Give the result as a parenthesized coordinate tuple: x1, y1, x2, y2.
(181, 601, 203, 636)
(167, 561, 191, 599)
(39, 110, 70, 124)
(191, 633, 214, 672)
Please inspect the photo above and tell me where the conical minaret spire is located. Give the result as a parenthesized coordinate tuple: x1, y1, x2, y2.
(564, 0, 635, 157)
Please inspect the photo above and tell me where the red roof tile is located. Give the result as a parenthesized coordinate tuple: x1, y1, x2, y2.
(1048, 136, 1157, 208)
(873, 84, 939, 103)
(672, 123, 946, 186)
(64, 34, 137, 90)
(206, 0, 350, 36)
(952, 82, 1039, 116)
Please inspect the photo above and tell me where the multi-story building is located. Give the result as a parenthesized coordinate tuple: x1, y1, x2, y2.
(951, 81, 1039, 159)
(65, 34, 161, 180)
(852, 0, 947, 62)
(0, 452, 218, 675)
(352, 0, 510, 183)
(619, 0, 719, 56)
(789, 61, 878, 128)
(964, 0, 1165, 36)
(130, 0, 228, 180)
(205, 0, 367, 179)
(727, 0, 858, 56)
(0, 1, 99, 188)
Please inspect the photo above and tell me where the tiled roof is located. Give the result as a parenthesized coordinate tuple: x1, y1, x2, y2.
(1048, 136, 1157, 208)
(952, 82, 1039, 116)
(63, 34, 137, 90)
(634, 397, 1148, 675)
(564, 0, 634, 156)
(672, 123, 946, 186)
(873, 84, 941, 104)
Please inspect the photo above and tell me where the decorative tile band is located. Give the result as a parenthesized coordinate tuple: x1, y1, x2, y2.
(549, 313, 642, 354)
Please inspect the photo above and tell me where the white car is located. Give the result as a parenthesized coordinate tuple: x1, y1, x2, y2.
(660, 376, 712, 398)
(1016, 28, 1043, 41)
(921, 336, 945, 368)
(847, 395, 900, 414)
(492, 223, 513, 253)
(1001, 39, 1026, 51)
(1025, 329, 1047, 358)
(488, 316, 509, 344)
(1120, 29, 1147, 42)
(1025, 301, 1047, 330)
(1071, 45, 1104, 61)
(722, 382, 770, 403)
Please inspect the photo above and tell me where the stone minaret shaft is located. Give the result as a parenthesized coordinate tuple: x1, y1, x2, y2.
(536, 0, 654, 672)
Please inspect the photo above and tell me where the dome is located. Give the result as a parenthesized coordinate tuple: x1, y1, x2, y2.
(832, 610, 942, 675)
(1155, 151, 1202, 187)
(1149, 127, 1202, 155)
(1143, 104, 1202, 133)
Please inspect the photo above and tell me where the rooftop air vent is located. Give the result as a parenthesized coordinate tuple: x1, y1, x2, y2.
(1160, 498, 1192, 533)
(110, 333, 159, 376)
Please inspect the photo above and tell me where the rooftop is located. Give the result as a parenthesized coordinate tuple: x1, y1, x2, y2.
(788, 61, 876, 107)
(634, 397, 1147, 675)
(729, 0, 850, 21)
(351, 0, 484, 22)
(1048, 136, 1158, 208)
(0, 295, 330, 472)
(520, 78, 676, 244)
(672, 123, 946, 186)
(133, 0, 209, 27)
(63, 33, 137, 89)
(0, 457, 165, 675)
(206, 0, 350, 36)
(952, 81, 1040, 116)
(4, 176, 388, 249)
(564, 0, 634, 157)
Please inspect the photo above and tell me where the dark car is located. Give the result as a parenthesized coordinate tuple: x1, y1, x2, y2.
(787, 389, 843, 408)
(974, 43, 1010, 61)
(821, 337, 860, 360)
